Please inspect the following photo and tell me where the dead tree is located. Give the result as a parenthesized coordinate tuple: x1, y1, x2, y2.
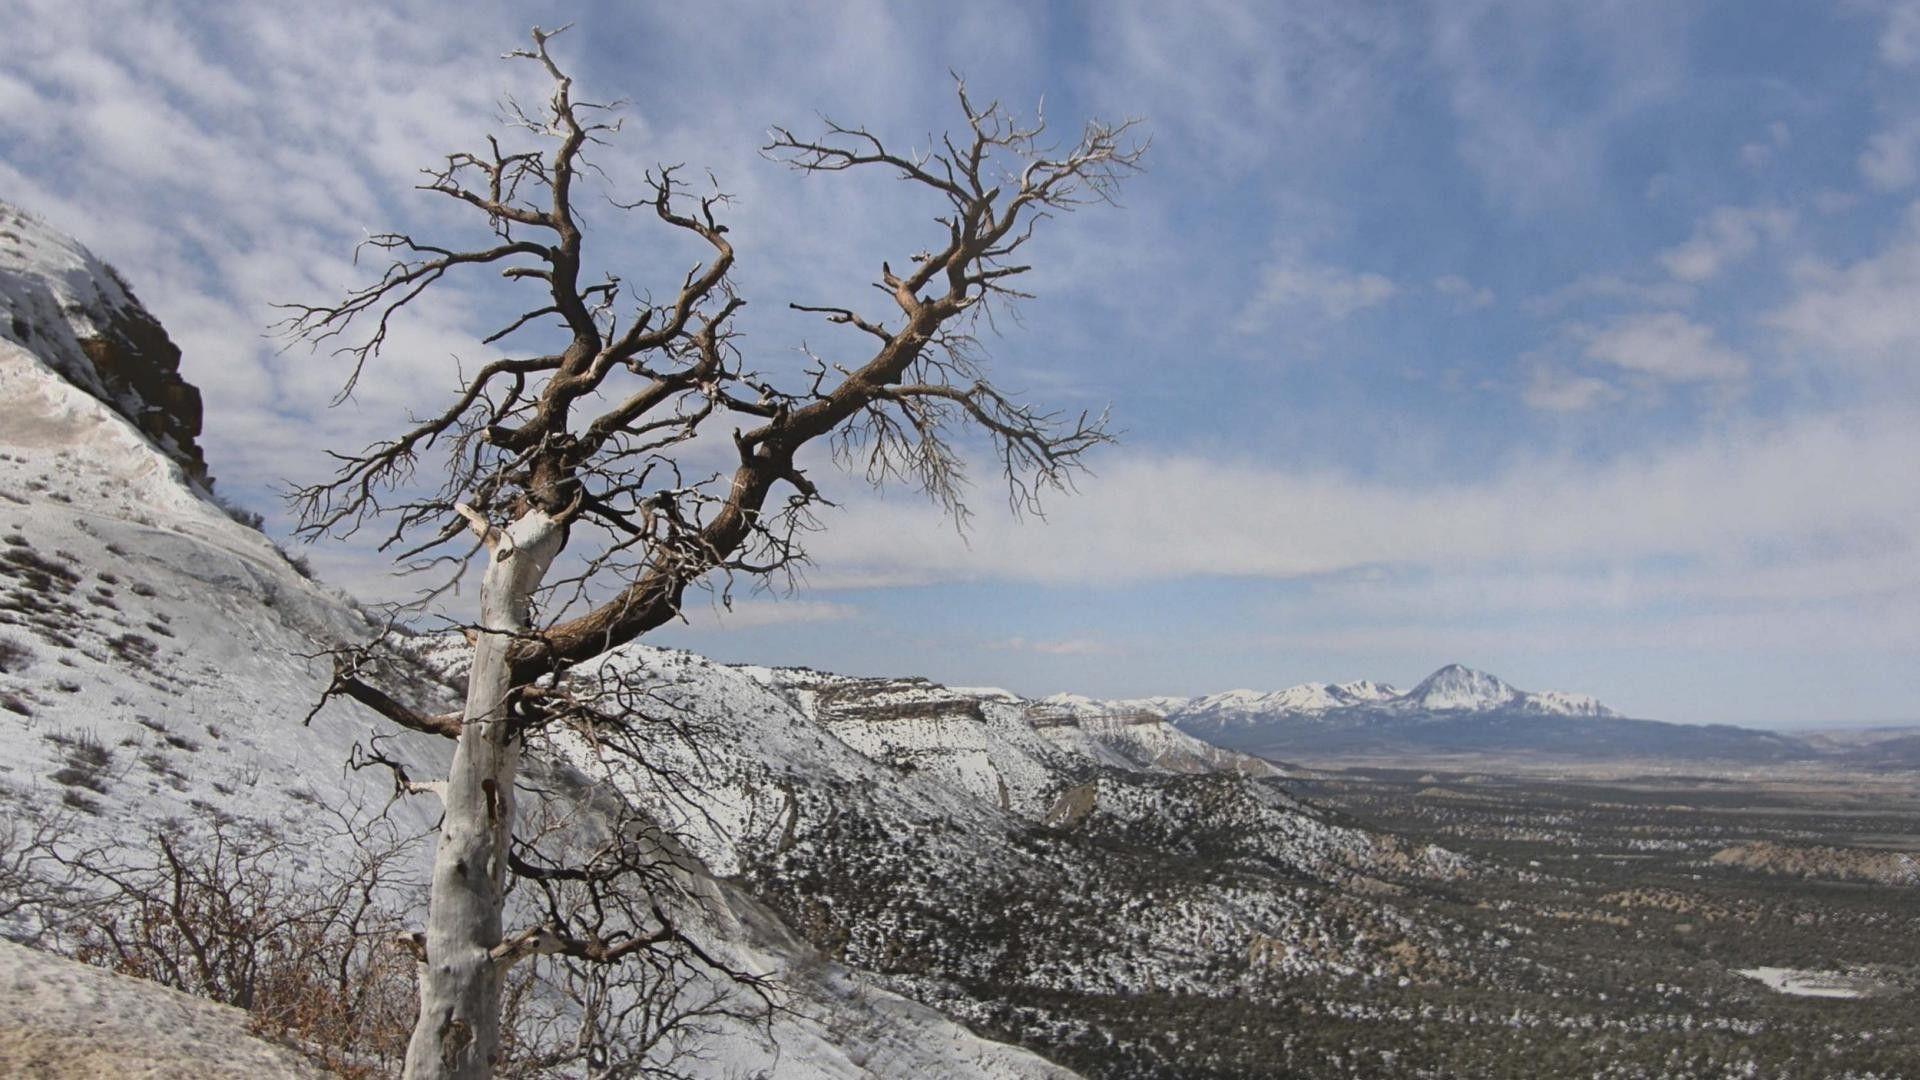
(281, 25, 1141, 1080)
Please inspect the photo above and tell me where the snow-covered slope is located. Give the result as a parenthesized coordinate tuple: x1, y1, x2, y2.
(0, 334, 449, 846)
(0, 210, 1495, 1078)
(1029, 691, 1284, 776)
(1397, 664, 1523, 712)
(0, 219, 1078, 1079)
(514, 646, 1475, 1070)
(1523, 689, 1616, 718)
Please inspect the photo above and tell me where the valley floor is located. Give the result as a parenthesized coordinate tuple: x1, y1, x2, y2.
(1005, 766, 1920, 1079)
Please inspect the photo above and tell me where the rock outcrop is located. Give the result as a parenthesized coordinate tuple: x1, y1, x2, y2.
(0, 202, 210, 486)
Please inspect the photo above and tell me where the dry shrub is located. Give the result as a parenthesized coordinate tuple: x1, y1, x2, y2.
(1, 801, 775, 1078)
(9, 810, 422, 1077)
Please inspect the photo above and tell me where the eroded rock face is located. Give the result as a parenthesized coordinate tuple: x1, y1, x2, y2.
(0, 202, 210, 486)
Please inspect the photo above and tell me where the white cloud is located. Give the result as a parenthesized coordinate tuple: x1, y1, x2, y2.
(1521, 365, 1622, 412)
(1814, 189, 1861, 215)
(1767, 199, 1920, 367)
(1739, 121, 1792, 168)
(1255, 601, 1920, 659)
(1581, 312, 1749, 381)
(804, 406, 1920, 590)
(1879, 0, 1920, 65)
(1284, 548, 1920, 626)
(1083, 2, 1407, 172)
(1656, 205, 1794, 282)
(1527, 274, 1696, 315)
(1861, 118, 1920, 191)
(1427, 3, 1687, 214)
(987, 637, 1119, 657)
(1434, 274, 1495, 309)
(1236, 258, 1396, 328)
(681, 599, 860, 630)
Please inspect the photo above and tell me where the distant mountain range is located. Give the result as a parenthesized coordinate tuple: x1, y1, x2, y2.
(1063, 664, 1822, 765)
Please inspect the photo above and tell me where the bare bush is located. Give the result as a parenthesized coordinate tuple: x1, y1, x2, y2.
(35, 815, 417, 1075)
(0, 800, 775, 1078)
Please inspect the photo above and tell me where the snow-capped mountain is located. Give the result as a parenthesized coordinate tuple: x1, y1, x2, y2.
(1178, 679, 1406, 726)
(1333, 679, 1400, 702)
(1164, 664, 1809, 764)
(1171, 664, 1616, 731)
(1051, 663, 1811, 764)
(1397, 663, 1524, 712)
(1389, 663, 1617, 717)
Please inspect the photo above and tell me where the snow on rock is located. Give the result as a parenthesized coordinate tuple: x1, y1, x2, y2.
(518, 646, 1473, 1034)
(1027, 699, 1286, 777)
(0, 202, 209, 484)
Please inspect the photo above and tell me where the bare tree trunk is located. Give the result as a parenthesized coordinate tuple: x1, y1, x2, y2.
(404, 509, 563, 1080)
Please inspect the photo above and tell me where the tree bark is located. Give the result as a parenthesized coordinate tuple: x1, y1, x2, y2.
(403, 510, 563, 1080)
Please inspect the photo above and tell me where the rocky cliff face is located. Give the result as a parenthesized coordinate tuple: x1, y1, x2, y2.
(0, 202, 210, 486)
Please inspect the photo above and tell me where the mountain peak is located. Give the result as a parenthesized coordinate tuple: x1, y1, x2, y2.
(1406, 664, 1519, 711)
(1333, 679, 1400, 702)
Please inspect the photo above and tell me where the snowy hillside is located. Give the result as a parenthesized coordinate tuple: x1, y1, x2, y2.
(503, 645, 1481, 1072)
(0, 209, 1528, 1078)
(0, 215, 1082, 1079)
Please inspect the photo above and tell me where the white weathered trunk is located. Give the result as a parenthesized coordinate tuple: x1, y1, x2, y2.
(403, 510, 563, 1080)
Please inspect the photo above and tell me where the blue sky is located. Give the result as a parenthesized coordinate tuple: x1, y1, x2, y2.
(3, 1, 1917, 726)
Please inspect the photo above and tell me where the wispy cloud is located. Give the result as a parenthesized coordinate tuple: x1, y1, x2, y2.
(1739, 121, 1792, 169)
(1083, 2, 1407, 171)
(1521, 365, 1623, 412)
(1527, 275, 1696, 316)
(987, 636, 1120, 657)
(1657, 205, 1794, 282)
(1768, 199, 1920, 370)
(1876, 0, 1920, 66)
(1427, 2, 1687, 214)
(1434, 274, 1496, 309)
(1861, 118, 1920, 191)
(680, 599, 861, 630)
(1578, 312, 1749, 382)
(807, 408, 1920, 589)
(5, 1, 1917, 722)
(1236, 258, 1396, 329)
